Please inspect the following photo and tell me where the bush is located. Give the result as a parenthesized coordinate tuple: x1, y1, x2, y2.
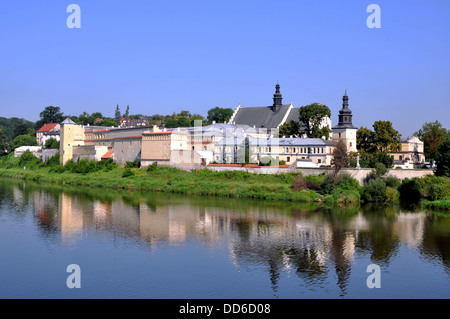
(146, 162, 158, 172)
(385, 186, 400, 204)
(44, 138, 60, 149)
(385, 175, 401, 189)
(374, 162, 387, 178)
(18, 150, 41, 168)
(399, 175, 450, 202)
(292, 175, 321, 192)
(122, 167, 135, 178)
(361, 177, 387, 202)
(125, 160, 140, 168)
(42, 153, 60, 167)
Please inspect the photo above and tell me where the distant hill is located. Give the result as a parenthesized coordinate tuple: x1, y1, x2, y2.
(0, 117, 36, 142)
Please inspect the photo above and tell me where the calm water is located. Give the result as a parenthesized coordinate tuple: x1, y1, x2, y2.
(0, 178, 449, 299)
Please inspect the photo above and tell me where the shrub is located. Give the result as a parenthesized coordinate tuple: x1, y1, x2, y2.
(125, 160, 140, 168)
(374, 162, 387, 178)
(292, 175, 321, 192)
(361, 177, 387, 202)
(44, 138, 60, 149)
(122, 167, 135, 178)
(18, 150, 41, 168)
(146, 162, 158, 172)
(385, 186, 400, 204)
(385, 175, 401, 189)
(42, 153, 60, 167)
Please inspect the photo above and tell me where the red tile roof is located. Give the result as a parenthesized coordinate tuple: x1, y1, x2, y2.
(37, 123, 59, 132)
(101, 152, 114, 159)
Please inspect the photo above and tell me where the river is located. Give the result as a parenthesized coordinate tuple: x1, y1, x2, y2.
(0, 178, 449, 299)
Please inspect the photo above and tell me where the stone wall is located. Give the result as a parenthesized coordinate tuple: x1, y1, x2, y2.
(173, 164, 434, 184)
(296, 167, 434, 185)
(42, 149, 59, 162)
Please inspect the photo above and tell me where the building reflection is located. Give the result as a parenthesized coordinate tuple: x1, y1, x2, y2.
(4, 180, 450, 295)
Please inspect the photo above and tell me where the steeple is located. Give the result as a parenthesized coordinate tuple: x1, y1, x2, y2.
(334, 89, 356, 129)
(272, 82, 283, 111)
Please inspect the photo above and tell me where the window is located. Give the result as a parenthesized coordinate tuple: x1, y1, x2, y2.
(350, 142, 352, 147)
(287, 157, 290, 162)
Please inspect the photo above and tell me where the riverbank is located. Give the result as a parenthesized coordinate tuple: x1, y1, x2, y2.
(0, 165, 328, 203)
(0, 152, 448, 210)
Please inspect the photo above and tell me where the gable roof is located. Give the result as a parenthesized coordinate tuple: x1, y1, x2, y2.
(232, 104, 292, 128)
(37, 123, 59, 132)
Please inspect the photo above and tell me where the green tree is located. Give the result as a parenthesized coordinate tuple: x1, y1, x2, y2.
(39, 106, 64, 124)
(357, 127, 377, 153)
(373, 120, 401, 152)
(124, 105, 130, 126)
(10, 134, 38, 150)
(279, 120, 300, 137)
(77, 112, 95, 126)
(97, 118, 119, 127)
(332, 140, 349, 177)
(206, 107, 234, 124)
(0, 129, 9, 156)
(115, 105, 121, 125)
(91, 112, 103, 119)
(414, 121, 447, 162)
(298, 103, 331, 139)
(44, 138, 60, 149)
(435, 137, 450, 177)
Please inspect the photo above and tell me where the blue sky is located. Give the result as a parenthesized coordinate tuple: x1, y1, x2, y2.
(0, 0, 449, 137)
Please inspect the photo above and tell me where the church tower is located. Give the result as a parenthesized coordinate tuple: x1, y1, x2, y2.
(332, 90, 358, 153)
(272, 83, 283, 112)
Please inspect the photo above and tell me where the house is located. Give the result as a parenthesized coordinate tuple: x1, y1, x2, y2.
(36, 123, 60, 146)
(14, 146, 42, 158)
(390, 136, 425, 169)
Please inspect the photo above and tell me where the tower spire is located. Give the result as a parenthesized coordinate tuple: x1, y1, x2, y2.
(273, 82, 283, 111)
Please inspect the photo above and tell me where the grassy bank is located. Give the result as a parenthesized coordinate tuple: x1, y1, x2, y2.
(1, 151, 448, 211)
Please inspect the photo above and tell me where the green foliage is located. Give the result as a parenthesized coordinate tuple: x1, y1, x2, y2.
(0, 129, 9, 156)
(49, 158, 117, 174)
(122, 167, 135, 178)
(146, 162, 158, 172)
(292, 175, 321, 192)
(259, 156, 277, 166)
(399, 175, 450, 203)
(357, 127, 377, 153)
(373, 162, 387, 178)
(279, 120, 300, 138)
(10, 134, 38, 149)
(298, 103, 331, 138)
(332, 140, 349, 174)
(35, 106, 64, 130)
(206, 107, 234, 124)
(414, 121, 447, 162)
(0, 117, 35, 142)
(42, 153, 60, 167)
(435, 138, 450, 177)
(125, 160, 140, 168)
(44, 138, 60, 149)
(361, 178, 387, 203)
(385, 175, 401, 189)
(15, 150, 41, 169)
(373, 120, 402, 152)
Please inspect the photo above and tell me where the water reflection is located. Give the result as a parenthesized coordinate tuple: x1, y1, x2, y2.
(0, 178, 449, 297)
